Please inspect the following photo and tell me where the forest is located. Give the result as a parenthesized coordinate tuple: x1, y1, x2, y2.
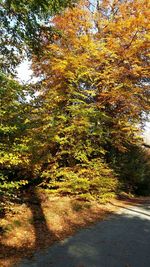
(0, 0, 150, 214)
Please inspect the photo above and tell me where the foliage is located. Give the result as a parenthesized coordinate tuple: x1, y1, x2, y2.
(0, 72, 30, 199)
(29, 0, 149, 198)
(33, 0, 149, 150)
(108, 145, 150, 196)
(0, 0, 77, 207)
(41, 159, 117, 201)
(0, 0, 77, 73)
(27, 59, 118, 199)
(0, 0, 150, 203)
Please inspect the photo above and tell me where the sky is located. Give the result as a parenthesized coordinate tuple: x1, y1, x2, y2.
(144, 122, 150, 145)
(17, 61, 150, 145)
(17, 60, 34, 84)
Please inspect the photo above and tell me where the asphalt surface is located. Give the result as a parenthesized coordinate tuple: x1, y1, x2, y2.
(17, 202, 150, 267)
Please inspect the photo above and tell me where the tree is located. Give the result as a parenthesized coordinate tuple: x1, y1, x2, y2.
(29, 0, 149, 197)
(1, 0, 149, 202)
(0, 72, 30, 199)
(108, 144, 150, 195)
(0, 0, 78, 204)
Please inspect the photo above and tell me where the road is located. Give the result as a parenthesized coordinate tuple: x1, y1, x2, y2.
(18, 202, 150, 267)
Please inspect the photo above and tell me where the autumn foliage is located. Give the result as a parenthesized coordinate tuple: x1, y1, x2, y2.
(0, 0, 150, 202)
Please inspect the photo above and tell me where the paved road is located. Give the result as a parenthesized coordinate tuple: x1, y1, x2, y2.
(18, 202, 150, 267)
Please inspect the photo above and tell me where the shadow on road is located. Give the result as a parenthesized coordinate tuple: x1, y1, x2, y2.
(17, 207, 150, 267)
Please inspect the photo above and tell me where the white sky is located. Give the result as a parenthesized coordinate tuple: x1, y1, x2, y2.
(17, 61, 150, 145)
(17, 60, 34, 84)
(144, 121, 150, 145)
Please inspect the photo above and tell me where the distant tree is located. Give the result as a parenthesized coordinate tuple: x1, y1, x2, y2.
(108, 144, 150, 196)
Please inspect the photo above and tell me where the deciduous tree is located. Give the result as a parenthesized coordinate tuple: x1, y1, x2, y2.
(30, 0, 149, 198)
